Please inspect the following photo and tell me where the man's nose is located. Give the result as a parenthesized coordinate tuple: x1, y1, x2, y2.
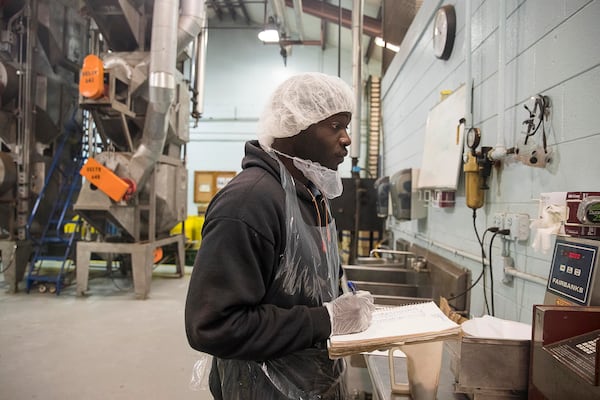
(341, 130, 351, 146)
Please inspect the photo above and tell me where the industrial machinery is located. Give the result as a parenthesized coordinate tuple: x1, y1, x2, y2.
(0, 0, 88, 293)
(529, 305, 600, 399)
(1, 0, 207, 298)
(527, 236, 600, 399)
(74, 0, 206, 299)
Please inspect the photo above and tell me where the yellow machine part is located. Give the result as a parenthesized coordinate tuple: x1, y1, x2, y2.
(63, 215, 96, 236)
(79, 54, 105, 99)
(464, 153, 484, 210)
(80, 157, 131, 202)
(171, 215, 204, 250)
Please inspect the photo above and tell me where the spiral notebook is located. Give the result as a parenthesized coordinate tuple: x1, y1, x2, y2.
(328, 301, 462, 358)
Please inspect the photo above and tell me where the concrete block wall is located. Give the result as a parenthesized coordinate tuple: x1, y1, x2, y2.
(381, 0, 600, 322)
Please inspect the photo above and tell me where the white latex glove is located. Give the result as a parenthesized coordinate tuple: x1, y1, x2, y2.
(325, 291, 375, 335)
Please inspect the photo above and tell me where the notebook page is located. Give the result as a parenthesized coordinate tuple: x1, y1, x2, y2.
(331, 301, 459, 343)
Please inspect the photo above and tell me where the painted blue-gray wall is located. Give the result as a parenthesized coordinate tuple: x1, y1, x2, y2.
(187, 26, 382, 212)
(382, 0, 600, 322)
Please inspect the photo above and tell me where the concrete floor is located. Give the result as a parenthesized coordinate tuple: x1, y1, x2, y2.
(0, 265, 213, 400)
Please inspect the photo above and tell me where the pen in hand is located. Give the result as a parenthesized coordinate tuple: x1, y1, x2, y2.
(347, 281, 357, 295)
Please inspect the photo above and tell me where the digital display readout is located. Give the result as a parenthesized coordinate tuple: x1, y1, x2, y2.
(563, 251, 583, 260)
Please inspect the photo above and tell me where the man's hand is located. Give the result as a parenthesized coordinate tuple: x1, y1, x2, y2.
(326, 291, 375, 335)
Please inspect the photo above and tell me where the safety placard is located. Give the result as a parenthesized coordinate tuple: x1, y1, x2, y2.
(80, 157, 130, 202)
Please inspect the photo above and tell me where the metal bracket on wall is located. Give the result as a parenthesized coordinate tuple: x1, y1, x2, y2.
(502, 256, 515, 285)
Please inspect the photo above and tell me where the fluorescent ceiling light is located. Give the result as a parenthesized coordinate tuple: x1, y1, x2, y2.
(258, 28, 280, 43)
(258, 17, 280, 43)
(375, 37, 400, 53)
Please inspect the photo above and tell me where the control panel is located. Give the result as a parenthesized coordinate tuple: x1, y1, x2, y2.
(545, 236, 600, 306)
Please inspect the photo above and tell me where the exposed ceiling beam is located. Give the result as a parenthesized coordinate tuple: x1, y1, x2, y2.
(284, 0, 382, 37)
(364, 5, 382, 63)
(208, 0, 224, 20)
(236, 0, 252, 23)
(223, 0, 238, 20)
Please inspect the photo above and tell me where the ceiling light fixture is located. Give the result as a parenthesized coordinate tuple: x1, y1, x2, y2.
(258, 17, 280, 43)
(375, 37, 400, 53)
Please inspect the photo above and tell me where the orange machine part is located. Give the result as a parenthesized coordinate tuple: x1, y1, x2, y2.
(80, 157, 131, 202)
(153, 247, 164, 264)
(79, 54, 105, 99)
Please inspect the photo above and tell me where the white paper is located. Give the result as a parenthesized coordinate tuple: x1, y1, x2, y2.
(461, 315, 531, 340)
(331, 301, 460, 343)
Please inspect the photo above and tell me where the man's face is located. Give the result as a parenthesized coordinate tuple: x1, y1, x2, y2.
(290, 112, 352, 170)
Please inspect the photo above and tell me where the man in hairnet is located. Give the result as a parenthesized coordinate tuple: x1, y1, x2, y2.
(185, 72, 375, 399)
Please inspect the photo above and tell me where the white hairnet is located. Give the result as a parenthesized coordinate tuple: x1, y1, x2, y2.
(257, 72, 355, 149)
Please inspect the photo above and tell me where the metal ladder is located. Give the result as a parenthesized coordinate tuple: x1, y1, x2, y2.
(25, 116, 88, 294)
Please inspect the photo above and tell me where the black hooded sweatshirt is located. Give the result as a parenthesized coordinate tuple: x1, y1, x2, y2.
(185, 140, 334, 362)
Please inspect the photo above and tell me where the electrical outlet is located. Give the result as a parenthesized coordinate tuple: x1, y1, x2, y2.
(505, 213, 530, 241)
(493, 213, 505, 229)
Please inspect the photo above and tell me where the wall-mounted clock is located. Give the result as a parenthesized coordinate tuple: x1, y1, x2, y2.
(433, 5, 456, 60)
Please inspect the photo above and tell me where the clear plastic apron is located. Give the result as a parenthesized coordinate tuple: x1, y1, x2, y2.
(213, 156, 346, 399)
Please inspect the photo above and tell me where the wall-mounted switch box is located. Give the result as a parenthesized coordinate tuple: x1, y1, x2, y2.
(505, 213, 530, 241)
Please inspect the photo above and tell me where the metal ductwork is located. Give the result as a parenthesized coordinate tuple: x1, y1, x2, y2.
(127, 0, 179, 188)
(74, 0, 205, 298)
(184, 0, 209, 120)
(177, 0, 206, 55)
(128, 0, 205, 189)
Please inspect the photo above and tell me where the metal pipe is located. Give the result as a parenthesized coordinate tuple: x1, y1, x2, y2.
(369, 249, 416, 257)
(349, 0, 364, 264)
(413, 233, 548, 286)
(350, 0, 363, 159)
(490, 0, 508, 160)
(504, 266, 547, 286)
(414, 233, 486, 265)
(465, 0, 473, 128)
(177, 0, 206, 54)
(337, 0, 341, 77)
(192, 13, 209, 120)
(271, 0, 290, 36)
(292, 0, 305, 40)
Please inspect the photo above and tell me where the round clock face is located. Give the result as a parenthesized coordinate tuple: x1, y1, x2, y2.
(433, 5, 456, 60)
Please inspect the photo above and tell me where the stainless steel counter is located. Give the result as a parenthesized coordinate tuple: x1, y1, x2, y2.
(364, 347, 468, 400)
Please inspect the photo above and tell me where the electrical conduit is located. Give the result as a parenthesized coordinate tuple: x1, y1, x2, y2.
(490, 0, 507, 160)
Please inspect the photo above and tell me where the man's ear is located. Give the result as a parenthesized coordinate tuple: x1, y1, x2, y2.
(272, 136, 294, 154)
